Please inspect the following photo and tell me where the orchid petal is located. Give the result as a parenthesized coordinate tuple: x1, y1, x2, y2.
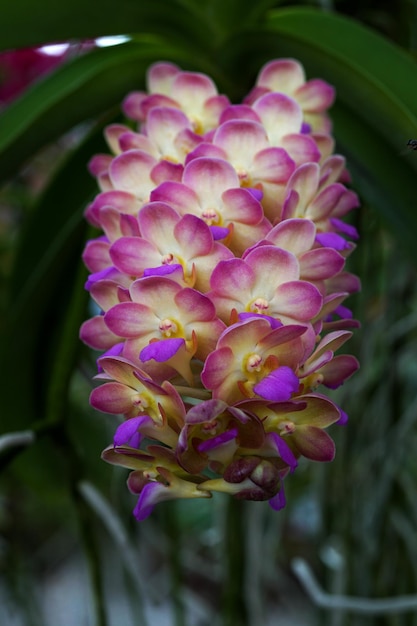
(114, 416, 152, 447)
(140, 338, 185, 362)
(253, 366, 299, 401)
(267, 432, 298, 472)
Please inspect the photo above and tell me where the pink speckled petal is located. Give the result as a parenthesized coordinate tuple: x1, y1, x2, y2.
(80, 315, 122, 350)
(245, 245, 300, 285)
(280, 134, 321, 166)
(294, 426, 335, 462)
(88, 154, 112, 177)
(105, 302, 153, 337)
(209, 258, 254, 296)
(252, 147, 295, 183)
(272, 281, 323, 321)
(110, 237, 157, 275)
(104, 124, 131, 154)
(295, 79, 335, 112)
(183, 157, 240, 198)
(201, 346, 234, 391)
(175, 213, 214, 256)
(151, 181, 199, 214)
(147, 61, 180, 93)
(138, 201, 180, 243)
(253, 92, 303, 141)
(173, 71, 217, 108)
(146, 106, 192, 155)
(286, 162, 320, 209)
(266, 218, 316, 254)
(219, 104, 261, 124)
(90, 382, 138, 415)
(109, 150, 157, 198)
(299, 247, 345, 281)
(122, 91, 147, 121)
(85, 190, 141, 226)
(256, 59, 305, 92)
(213, 119, 269, 164)
(82, 238, 111, 273)
(320, 354, 359, 388)
(118, 131, 154, 153)
(221, 188, 264, 224)
(308, 183, 347, 220)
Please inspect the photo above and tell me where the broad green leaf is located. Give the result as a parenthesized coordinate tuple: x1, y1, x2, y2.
(216, 7, 417, 261)
(331, 101, 417, 256)
(0, 38, 198, 183)
(0, 125, 107, 432)
(265, 8, 417, 157)
(0, 0, 209, 52)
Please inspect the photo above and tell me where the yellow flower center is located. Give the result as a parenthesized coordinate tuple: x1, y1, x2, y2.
(246, 353, 263, 373)
(278, 420, 296, 435)
(162, 253, 175, 264)
(249, 297, 269, 313)
(202, 208, 220, 225)
(202, 420, 219, 435)
(132, 393, 150, 411)
(159, 318, 179, 338)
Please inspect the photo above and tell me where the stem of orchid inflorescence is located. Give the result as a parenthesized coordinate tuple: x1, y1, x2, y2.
(222, 497, 249, 626)
(172, 385, 211, 401)
(163, 501, 187, 626)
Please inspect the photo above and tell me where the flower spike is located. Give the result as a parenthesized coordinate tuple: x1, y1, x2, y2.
(80, 58, 360, 520)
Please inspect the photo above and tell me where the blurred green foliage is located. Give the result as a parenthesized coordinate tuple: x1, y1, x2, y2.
(1, 1, 417, 625)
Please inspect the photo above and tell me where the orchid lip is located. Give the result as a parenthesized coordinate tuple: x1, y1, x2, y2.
(197, 428, 238, 452)
(140, 338, 185, 362)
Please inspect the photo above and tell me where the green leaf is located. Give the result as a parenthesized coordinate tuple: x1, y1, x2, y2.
(265, 8, 417, 157)
(0, 124, 107, 432)
(0, 0, 209, 51)
(331, 101, 417, 257)
(217, 7, 417, 261)
(0, 38, 198, 183)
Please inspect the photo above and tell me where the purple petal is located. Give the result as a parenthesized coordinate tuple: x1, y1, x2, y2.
(246, 187, 264, 201)
(140, 338, 185, 362)
(97, 342, 124, 371)
(113, 416, 151, 447)
(133, 482, 167, 521)
(209, 225, 230, 240)
(301, 122, 312, 134)
(85, 266, 118, 290)
(333, 304, 353, 319)
(336, 409, 349, 426)
(253, 366, 299, 401)
(267, 432, 298, 473)
(143, 263, 182, 277)
(185, 399, 228, 425)
(330, 217, 359, 240)
(294, 426, 335, 462)
(269, 484, 286, 511)
(238, 312, 283, 329)
(315, 232, 351, 251)
(197, 428, 238, 453)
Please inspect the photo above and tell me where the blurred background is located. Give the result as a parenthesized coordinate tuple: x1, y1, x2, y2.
(1, 1, 417, 624)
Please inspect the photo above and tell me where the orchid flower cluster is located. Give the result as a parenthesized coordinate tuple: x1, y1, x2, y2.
(80, 59, 360, 521)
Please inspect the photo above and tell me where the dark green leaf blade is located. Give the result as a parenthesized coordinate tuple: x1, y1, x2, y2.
(0, 0, 209, 51)
(0, 39, 198, 182)
(0, 125, 106, 432)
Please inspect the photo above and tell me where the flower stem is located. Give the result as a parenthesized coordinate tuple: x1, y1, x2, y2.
(74, 486, 107, 626)
(173, 385, 211, 400)
(222, 497, 249, 626)
(163, 501, 187, 626)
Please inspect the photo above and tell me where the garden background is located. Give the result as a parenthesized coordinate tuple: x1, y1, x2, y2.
(1, 0, 417, 624)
